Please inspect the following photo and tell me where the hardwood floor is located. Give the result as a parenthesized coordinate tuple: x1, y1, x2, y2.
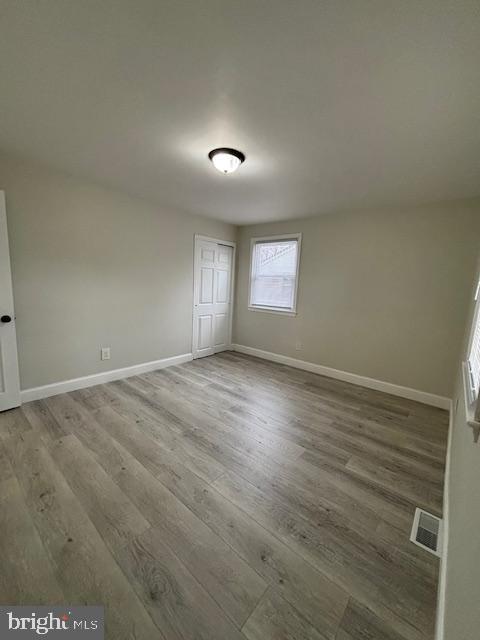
(0, 351, 448, 640)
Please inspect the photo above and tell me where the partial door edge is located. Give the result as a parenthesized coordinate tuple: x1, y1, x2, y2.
(0, 191, 21, 411)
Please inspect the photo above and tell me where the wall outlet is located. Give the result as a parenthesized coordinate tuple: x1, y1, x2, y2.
(101, 347, 111, 361)
(295, 340, 303, 351)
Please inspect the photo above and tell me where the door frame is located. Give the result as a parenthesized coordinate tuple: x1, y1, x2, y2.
(192, 234, 236, 359)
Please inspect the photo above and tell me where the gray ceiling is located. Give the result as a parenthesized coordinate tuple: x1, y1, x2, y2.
(0, 1, 479, 224)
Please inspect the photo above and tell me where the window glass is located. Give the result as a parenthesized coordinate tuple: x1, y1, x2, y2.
(249, 238, 299, 311)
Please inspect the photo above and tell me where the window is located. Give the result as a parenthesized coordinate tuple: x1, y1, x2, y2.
(249, 234, 301, 314)
(466, 278, 480, 422)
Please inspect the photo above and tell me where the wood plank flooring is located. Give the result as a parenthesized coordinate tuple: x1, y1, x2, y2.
(0, 351, 448, 640)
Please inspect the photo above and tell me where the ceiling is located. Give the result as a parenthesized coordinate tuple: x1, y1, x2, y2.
(0, 1, 479, 225)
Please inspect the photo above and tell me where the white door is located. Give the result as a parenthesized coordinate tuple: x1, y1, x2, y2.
(193, 238, 234, 359)
(0, 191, 21, 411)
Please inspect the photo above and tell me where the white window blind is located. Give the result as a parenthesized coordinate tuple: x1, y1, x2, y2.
(249, 236, 300, 313)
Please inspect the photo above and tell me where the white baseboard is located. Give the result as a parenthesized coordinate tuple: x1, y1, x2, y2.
(232, 344, 451, 410)
(435, 399, 453, 640)
(20, 353, 193, 403)
(21, 343, 451, 411)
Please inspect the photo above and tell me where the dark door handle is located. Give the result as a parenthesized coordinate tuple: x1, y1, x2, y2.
(1, 315, 12, 323)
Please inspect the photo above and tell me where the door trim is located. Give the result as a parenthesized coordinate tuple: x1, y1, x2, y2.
(192, 234, 236, 359)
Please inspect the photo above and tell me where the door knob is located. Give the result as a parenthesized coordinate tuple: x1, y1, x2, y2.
(1, 315, 12, 323)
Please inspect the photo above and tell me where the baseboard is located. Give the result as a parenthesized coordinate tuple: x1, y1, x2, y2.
(20, 353, 193, 403)
(21, 342, 450, 409)
(435, 399, 453, 640)
(232, 344, 450, 409)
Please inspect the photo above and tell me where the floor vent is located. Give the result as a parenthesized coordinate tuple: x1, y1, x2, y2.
(410, 508, 442, 557)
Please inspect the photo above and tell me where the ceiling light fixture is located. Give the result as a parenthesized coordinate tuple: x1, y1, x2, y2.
(208, 147, 245, 174)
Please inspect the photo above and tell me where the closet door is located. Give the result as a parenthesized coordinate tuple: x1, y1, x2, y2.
(193, 239, 233, 359)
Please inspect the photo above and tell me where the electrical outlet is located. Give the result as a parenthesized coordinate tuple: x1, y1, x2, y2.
(101, 347, 111, 361)
(295, 340, 303, 351)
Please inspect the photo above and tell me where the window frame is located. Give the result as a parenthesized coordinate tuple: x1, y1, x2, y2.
(248, 233, 302, 316)
(464, 277, 480, 423)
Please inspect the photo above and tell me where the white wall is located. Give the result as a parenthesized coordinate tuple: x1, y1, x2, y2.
(234, 202, 480, 398)
(443, 256, 480, 640)
(0, 152, 235, 390)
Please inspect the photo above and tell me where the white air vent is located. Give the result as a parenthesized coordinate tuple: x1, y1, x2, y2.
(410, 508, 442, 557)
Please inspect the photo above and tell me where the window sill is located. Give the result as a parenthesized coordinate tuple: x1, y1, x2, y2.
(248, 306, 297, 317)
(462, 361, 480, 443)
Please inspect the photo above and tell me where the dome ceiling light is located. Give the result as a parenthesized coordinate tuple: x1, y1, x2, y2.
(208, 147, 245, 174)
